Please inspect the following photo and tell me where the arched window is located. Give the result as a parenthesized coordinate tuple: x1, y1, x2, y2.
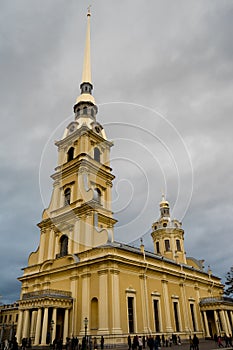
(91, 298, 98, 329)
(83, 106, 87, 115)
(94, 147, 100, 162)
(156, 241, 160, 254)
(64, 188, 71, 206)
(67, 147, 74, 162)
(164, 239, 170, 252)
(60, 235, 68, 257)
(94, 188, 101, 204)
(176, 239, 181, 251)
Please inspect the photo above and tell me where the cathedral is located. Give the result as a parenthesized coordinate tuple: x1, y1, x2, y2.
(1, 9, 233, 347)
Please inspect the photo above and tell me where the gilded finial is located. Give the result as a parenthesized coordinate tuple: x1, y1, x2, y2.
(161, 189, 166, 202)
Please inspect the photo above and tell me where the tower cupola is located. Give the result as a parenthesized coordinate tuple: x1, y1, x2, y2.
(151, 196, 186, 264)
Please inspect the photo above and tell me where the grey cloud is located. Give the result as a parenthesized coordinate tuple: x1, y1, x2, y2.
(0, 0, 233, 302)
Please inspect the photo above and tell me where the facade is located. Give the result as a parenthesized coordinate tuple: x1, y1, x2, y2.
(1, 9, 233, 347)
(0, 303, 18, 343)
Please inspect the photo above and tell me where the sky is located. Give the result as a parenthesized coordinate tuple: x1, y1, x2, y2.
(0, 0, 233, 304)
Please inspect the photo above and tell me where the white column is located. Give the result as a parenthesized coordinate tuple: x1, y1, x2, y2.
(63, 309, 69, 344)
(162, 279, 173, 332)
(41, 307, 49, 345)
(98, 270, 109, 334)
(111, 269, 122, 334)
(51, 308, 57, 343)
(220, 310, 228, 335)
(16, 310, 23, 344)
(22, 310, 30, 339)
(214, 310, 220, 335)
(203, 311, 210, 338)
(34, 308, 42, 345)
(30, 310, 37, 339)
(225, 311, 231, 336)
(230, 311, 233, 331)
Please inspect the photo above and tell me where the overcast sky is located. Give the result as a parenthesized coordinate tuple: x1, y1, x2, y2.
(0, 0, 233, 304)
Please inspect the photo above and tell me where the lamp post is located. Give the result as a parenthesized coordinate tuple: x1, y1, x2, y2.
(84, 317, 88, 350)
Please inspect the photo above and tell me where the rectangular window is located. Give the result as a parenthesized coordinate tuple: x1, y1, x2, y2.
(153, 300, 160, 332)
(15, 314, 18, 323)
(156, 242, 160, 254)
(173, 302, 180, 332)
(127, 297, 134, 333)
(9, 315, 12, 322)
(176, 239, 181, 251)
(165, 239, 170, 251)
(190, 304, 196, 331)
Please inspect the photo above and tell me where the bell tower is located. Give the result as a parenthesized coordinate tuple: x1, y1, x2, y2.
(29, 9, 117, 267)
(151, 195, 186, 264)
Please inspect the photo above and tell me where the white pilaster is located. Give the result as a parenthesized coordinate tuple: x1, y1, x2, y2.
(98, 270, 109, 334)
(81, 273, 90, 333)
(179, 283, 190, 333)
(139, 274, 150, 334)
(38, 230, 46, 263)
(111, 269, 122, 334)
(162, 279, 173, 332)
(47, 229, 55, 260)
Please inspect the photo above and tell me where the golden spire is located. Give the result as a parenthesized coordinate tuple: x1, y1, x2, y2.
(82, 6, 92, 84)
(74, 6, 96, 108)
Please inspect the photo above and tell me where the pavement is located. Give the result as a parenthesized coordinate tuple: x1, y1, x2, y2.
(33, 340, 233, 350)
(159, 340, 233, 350)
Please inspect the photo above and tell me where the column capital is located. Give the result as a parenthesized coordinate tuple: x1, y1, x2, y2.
(98, 269, 108, 276)
(161, 279, 168, 284)
(139, 274, 147, 280)
(70, 275, 79, 281)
